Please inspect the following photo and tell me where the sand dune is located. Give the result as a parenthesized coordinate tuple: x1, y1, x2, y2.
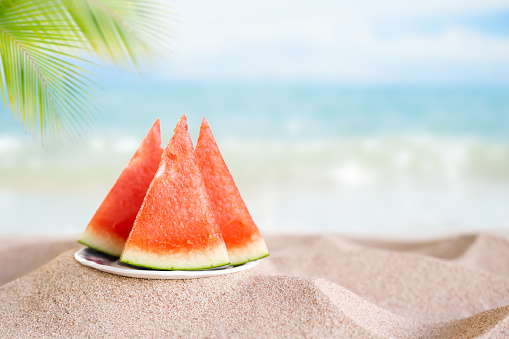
(1, 233, 509, 338)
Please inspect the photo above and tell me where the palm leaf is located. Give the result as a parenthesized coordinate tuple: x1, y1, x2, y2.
(0, 0, 97, 143)
(62, 0, 172, 69)
(0, 0, 172, 143)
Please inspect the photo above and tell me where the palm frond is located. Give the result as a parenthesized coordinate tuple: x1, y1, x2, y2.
(0, 0, 172, 143)
(0, 0, 97, 143)
(62, 0, 172, 69)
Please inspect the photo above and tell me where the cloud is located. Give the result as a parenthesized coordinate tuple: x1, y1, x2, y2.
(161, 0, 509, 84)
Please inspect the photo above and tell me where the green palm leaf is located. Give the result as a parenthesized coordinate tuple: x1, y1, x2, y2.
(63, 0, 172, 69)
(0, 0, 171, 143)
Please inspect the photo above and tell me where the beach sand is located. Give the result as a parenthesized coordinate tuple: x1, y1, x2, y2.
(1, 233, 509, 338)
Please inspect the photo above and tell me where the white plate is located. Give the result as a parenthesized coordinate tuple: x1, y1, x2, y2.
(74, 247, 259, 280)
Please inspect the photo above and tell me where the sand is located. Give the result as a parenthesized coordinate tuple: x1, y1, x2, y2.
(1, 233, 509, 338)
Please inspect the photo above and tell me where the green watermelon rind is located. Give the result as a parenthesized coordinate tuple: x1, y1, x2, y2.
(119, 258, 231, 271)
(232, 253, 269, 267)
(78, 227, 126, 257)
(226, 236, 270, 266)
(77, 239, 121, 258)
(119, 240, 231, 271)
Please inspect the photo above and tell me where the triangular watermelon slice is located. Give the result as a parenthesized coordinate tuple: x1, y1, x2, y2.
(78, 120, 163, 257)
(120, 116, 230, 270)
(194, 117, 269, 265)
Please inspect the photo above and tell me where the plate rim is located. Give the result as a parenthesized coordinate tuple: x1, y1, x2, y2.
(74, 247, 259, 279)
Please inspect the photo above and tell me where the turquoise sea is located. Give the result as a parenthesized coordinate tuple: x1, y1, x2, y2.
(1, 81, 508, 237)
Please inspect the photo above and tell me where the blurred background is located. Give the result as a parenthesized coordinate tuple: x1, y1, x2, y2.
(1, 0, 509, 237)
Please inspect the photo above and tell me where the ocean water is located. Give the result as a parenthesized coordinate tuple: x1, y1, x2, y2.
(1, 82, 508, 237)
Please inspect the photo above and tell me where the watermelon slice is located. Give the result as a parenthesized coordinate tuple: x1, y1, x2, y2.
(78, 120, 163, 257)
(120, 116, 230, 270)
(194, 117, 269, 265)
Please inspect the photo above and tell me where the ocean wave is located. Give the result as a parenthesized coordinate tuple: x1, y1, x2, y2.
(1, 134, 509, 191)
(219, 135, 509, 189)
(1, 133, 509, 234)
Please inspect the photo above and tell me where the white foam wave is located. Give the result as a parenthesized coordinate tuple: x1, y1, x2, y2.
(113, 138, 138, 153)
(1, 134, 509, 235)
(219, 135, 509, 190)
(0, 136, 21, 152)
(2, 134, 509, 186)
(331, 162, 374, 187)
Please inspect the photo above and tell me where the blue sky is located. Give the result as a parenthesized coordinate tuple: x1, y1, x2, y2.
(103, 0, 509, 85)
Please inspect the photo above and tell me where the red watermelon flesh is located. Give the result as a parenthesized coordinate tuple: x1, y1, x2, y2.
(120, 115, 230, 270)
(78, 120, 163, 257)
(194, 117, 269, 265)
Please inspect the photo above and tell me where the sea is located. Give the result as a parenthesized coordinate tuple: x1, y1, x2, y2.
(1, 81, 508, 237)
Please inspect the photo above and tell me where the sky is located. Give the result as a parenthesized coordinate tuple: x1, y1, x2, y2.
(126, 0, 509, 85)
